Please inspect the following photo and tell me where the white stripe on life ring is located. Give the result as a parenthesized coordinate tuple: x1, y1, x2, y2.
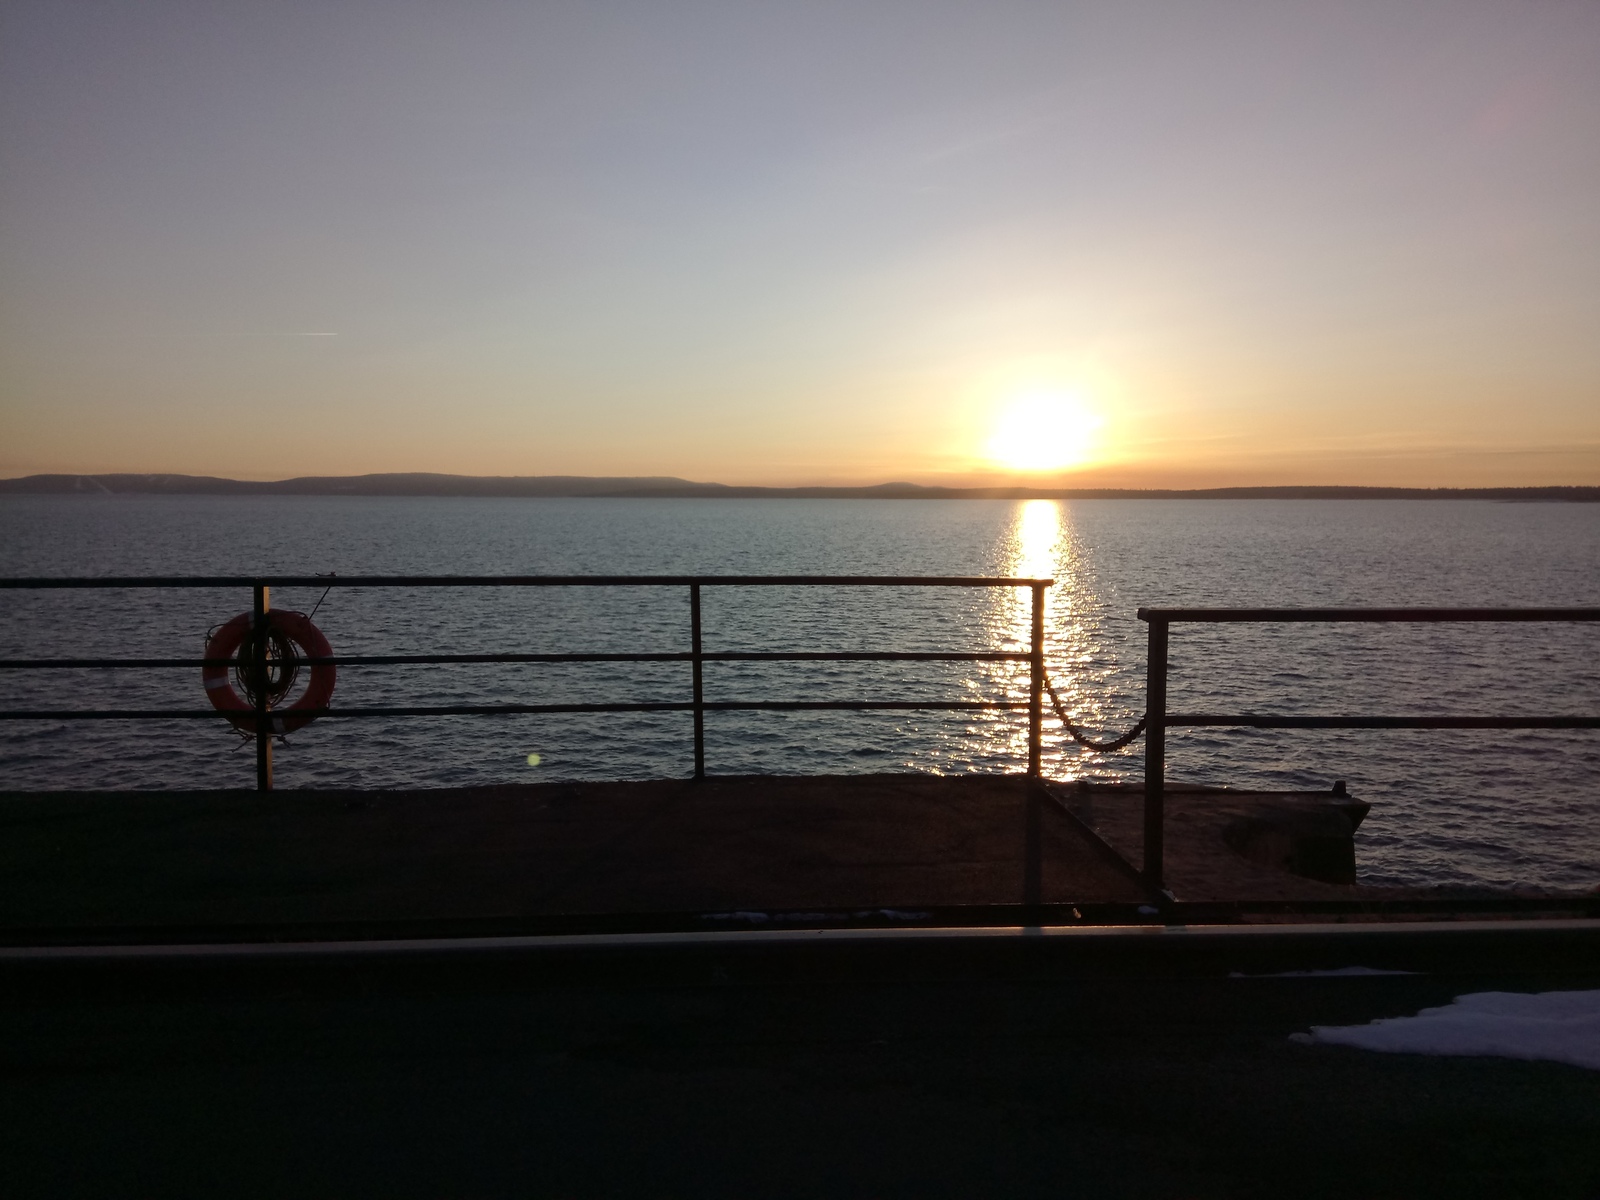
(203, 677, 233, 690)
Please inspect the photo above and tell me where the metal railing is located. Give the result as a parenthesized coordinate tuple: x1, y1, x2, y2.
(0, 575, 1053, 790)
(11, 584, 1594, 898)
(1137, 607, 1600, 891)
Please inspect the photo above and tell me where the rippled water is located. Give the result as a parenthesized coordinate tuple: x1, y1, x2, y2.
(2, 495, 1597, 890)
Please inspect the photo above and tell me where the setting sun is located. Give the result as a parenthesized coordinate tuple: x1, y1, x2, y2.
(985, 390, 1104, 473)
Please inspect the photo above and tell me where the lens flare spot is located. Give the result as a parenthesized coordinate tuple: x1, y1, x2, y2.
(525, 753, 543, 767)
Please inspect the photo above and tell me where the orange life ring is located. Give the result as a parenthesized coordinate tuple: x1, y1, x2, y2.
(202, 610, 336, 735)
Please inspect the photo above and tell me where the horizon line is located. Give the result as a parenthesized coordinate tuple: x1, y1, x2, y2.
(2, 471, 1598, 502)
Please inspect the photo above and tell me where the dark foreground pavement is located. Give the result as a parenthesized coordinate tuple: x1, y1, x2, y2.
(4, 927, 1600, 1199)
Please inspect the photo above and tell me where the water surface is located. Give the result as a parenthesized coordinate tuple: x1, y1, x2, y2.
(1, 495, 1596, 889)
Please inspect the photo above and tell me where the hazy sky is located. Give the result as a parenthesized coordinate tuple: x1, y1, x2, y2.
(2, 1, 1597, 485)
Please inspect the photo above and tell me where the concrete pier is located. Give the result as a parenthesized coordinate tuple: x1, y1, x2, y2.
(4, 773, 1588, 943)
(1, 774, 1142, 936)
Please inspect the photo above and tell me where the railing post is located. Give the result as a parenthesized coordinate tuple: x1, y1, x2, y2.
(253, 582, 272, 792)
(690, 582, 705, 779)
(1027, 582, 1045, 777)
(1142, 616, 1168, 889)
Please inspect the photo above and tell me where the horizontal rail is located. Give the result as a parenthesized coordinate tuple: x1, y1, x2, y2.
(1137, 603, 1600, 893)
(0, 700, 1035, 720)
(1167, 713, 1600, 729)
(0, 574, 1052, 589)
(0, 571, 1056, 792)
(1139, 606, 1600, 622)
(0, 651, 1033, 669)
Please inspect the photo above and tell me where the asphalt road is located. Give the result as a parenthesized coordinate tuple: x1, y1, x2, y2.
(4, 934, 1599, 1199)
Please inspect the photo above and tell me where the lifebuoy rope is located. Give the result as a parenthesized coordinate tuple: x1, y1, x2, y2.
(306, 571, 336, 622)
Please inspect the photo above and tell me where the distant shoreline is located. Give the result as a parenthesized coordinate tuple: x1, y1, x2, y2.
(1, 472, 1597, 502)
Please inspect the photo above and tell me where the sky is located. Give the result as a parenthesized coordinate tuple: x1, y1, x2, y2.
(2, 0, 1597, 487)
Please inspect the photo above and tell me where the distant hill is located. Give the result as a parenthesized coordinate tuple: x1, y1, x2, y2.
(0, 472, 1596, 501)
(0, 472, 719, 497)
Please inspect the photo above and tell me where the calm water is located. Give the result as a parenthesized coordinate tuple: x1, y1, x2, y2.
(2, 495, 1597, 890)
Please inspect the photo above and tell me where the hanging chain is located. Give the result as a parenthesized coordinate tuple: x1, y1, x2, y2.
(1041, 666, 1147, 752)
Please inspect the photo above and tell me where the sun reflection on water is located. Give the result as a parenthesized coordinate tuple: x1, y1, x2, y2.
(958, 499, 1132, 781)
(1012, 498, 1064, 582)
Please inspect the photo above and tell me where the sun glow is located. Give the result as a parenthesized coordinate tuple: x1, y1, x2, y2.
(985, 390, 1103, 473)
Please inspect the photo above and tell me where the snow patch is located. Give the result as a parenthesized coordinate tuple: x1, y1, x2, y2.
(1294, 990, 1600, 1071)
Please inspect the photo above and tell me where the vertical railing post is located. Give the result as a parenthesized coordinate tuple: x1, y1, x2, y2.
(690, 582, 705, 779)
(1027, 582, 1045, 777)
(253, 582, 272, 792)
(1141, 615, 1168, 889)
